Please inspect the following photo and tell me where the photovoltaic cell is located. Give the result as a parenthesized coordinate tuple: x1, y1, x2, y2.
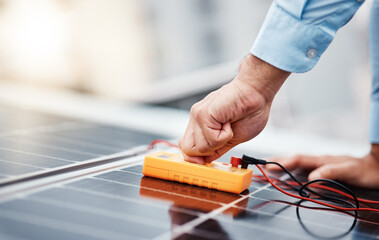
(0, 104, 166, 183)
(0, 104, 378, 239)
(0, 160, 378, 240)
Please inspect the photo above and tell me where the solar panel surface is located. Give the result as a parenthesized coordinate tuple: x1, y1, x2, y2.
(0, 104, 378, 240)
(0, 104, 165, 184)
(0, 162, 378, 240)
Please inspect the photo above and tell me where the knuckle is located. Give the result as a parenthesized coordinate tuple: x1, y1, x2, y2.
(190, 103, 205, 121)
(197, 144, 211, 154)
(190, 103, 199, 114)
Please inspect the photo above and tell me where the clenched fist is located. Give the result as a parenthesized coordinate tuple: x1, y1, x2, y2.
(179, 55, 289, 164)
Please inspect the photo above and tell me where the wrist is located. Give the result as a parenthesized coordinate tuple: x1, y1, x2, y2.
(237, 54, 290, 103)
(370, 144, 379, 160)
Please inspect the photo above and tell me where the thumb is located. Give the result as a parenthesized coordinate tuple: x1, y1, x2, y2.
(202, 121, 234, 149)
(308, 162, 358, 184)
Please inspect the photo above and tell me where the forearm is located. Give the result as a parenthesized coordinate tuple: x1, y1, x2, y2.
(237, 54, 290, 103)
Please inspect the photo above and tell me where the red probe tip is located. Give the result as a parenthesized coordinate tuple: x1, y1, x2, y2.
(230, 157, 242, 167)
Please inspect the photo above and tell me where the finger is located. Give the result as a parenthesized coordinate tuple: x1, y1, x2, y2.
(181, 124, 215, 156)
(182, 152, 206, 165)
(203, 142, 238, 163)
(179, 121, 198, 156)
(193, 124, 215, 155)
(266, 155, 346, 171)
(265, 155, 320, 171)
(308, 161, 358, 185)
(201, 121, 233, 150)
(181, 118, 231, 157)
(191, 99, 233, 150)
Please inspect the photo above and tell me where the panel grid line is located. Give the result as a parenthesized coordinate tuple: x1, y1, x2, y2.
(28, 196, 168, 229)
(156, 176, 288, 240)
(0, 159, 46, 170)
(0, 147, 76, 163)
(3, 138, 101, 157)
(64, 185, 204, 217)
(0, 209, 138, 240)
(90, 176, 233, 206)
(230, 201, 363, 236)
(0, 121, 89, 138)
(35, 134, 123, 152)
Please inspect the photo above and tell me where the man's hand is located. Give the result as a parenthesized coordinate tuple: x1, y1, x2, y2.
(179, 55, 289, 164)
(266, 144, 379, 189)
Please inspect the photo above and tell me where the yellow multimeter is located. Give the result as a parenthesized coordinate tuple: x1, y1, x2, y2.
(143, 151, 252, 194)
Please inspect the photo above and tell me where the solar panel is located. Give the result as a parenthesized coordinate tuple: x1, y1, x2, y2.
(1, 158, 378, 239)
(0, 104, 166, 185)
(0, 104, 378, 240)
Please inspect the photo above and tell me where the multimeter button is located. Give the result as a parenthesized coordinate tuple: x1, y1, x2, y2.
(230, 157, 242, 167)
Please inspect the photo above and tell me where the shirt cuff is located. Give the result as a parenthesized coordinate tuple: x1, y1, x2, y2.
(369, 100, 379, 144)
(251, 3, 334, 73)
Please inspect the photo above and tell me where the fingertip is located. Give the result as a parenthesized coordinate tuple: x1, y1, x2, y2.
(186, 159, 205, 165)
(271, 155, 310, 171)
(265, 156, 293, 171)
(308, 170, 322, 181)
(308, 162, 356, 184)
(203, 155, 219, 164)
(264, 164, 281, 171)
(182, 153, 205, 165)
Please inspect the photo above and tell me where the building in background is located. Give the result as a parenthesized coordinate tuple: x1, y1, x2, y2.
(0, 0, 269, 98)
(0, 0, 373, 143)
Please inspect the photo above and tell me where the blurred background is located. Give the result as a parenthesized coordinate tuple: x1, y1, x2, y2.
(0, 0, 373, 145)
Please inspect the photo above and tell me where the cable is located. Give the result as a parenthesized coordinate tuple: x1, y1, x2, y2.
(253, 174, 379, 205)
(147, 140, 379, 212)
(252, 174, 379, 205)
(242, 155, 360, 207)
(295, 199, 358, 240)
(148, 139, 179, 150)
(256, 164, 379, 212)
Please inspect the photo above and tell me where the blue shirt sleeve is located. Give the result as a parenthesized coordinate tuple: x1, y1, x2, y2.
(369, 0, 379, 144)
(251, 0, 379, 145)
(251, 0, 365, 73)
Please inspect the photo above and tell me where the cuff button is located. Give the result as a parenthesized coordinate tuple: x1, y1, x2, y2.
(307, 49, 317, 59)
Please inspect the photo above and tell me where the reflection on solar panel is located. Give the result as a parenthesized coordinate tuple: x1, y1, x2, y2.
(0, 104, 378, 240)
(0, 104, 165, 184)
(0, 162, 378, 240)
